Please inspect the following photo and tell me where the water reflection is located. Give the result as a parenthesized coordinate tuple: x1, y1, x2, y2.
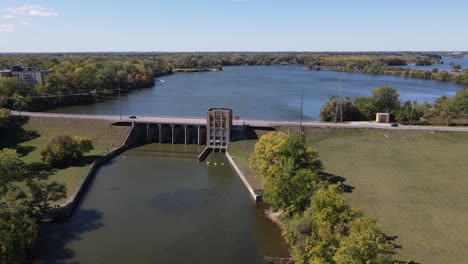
(34, 144, 289, 264)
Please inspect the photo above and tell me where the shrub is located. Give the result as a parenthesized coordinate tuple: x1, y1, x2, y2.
(41, 135, 93, 167)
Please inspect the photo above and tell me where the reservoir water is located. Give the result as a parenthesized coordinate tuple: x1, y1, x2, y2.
(50, 65, 463, 121)
(34, 144, 289, 263)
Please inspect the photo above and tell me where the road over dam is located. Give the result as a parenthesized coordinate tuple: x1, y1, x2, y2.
(12, 111, 468, 132)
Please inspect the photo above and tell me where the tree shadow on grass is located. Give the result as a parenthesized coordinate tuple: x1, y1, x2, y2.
(74, 155, 104, 167)
(24, 162, 58, 180)
(33, 208, 104, 264)
(14, 145, 37, 157)
(318, 172, 355, 193)
(383, 235, 420, 264)
(0, 116, 37, 147)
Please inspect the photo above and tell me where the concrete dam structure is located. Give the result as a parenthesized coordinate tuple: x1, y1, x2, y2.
(130, 123, 208, 145)
(123, 108, 246, 149)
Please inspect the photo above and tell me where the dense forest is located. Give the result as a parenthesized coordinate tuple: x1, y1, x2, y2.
(0, 52, 462, 112)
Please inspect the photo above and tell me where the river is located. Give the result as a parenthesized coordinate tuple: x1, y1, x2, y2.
(50, 65, 462, 121)
(34, 144, 289, 263)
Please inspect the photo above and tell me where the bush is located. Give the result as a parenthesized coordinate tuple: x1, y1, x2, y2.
(41, 135, 93, 167)
(319, 96, 359, 122)
(0, 149, 25, 189)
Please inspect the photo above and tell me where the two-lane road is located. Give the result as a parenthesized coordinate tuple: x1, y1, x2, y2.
(11, 111, 468, 132)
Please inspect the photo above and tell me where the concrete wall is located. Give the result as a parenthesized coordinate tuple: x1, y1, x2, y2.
(48, 124, 141, 220)
(225, 150, 261, 202)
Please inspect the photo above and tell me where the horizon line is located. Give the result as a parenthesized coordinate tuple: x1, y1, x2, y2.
(0, 50, 467, 54)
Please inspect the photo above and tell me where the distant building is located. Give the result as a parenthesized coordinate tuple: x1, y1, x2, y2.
(206, 108, 232, 149)
(375, 113, 390, 123)
(0, 66, 51, 87)
(0, 70, 12, 78)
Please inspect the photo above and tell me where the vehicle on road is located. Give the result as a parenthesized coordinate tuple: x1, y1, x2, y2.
(129, 116, 137, 119)
(391, 123, 398, 127)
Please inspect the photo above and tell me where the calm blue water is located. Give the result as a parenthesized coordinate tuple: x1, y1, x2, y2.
(51, 65, 463, 121)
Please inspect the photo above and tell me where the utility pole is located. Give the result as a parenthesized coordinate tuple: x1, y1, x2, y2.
(334, 80, 343, 123)
(300, 89, 304, 139)
(409, 100, 415, 128)
(340, 80, 343, 123)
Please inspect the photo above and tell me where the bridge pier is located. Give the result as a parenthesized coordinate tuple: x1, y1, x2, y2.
(197, 126, 200, 145)
(146, 124, 149, 143)
(171, 125, 174, 144)
(159, 124, 162, 144)
(185, 125, 187, 145)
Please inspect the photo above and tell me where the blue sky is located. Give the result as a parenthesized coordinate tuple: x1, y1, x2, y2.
(1, 0, 467, 52)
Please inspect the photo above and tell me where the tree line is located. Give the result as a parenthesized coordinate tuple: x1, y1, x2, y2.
(249, 133, 394, 263)
(320, 86, 468, 126)
(0, 53, 441, 111)
(327, 62, 468, 86)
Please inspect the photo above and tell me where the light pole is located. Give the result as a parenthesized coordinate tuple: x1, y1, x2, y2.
(119, 82, 122, 121)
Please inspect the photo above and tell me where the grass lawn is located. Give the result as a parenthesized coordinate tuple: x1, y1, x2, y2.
(229, 127, 468, 263)
(2, 117, 130, 203)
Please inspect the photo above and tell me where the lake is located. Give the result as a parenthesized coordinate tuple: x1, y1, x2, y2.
(50, 65, 462, 121)
(34, 144, 289, 264)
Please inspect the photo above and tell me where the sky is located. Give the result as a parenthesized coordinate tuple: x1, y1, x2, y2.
(0, 0, 467, 52)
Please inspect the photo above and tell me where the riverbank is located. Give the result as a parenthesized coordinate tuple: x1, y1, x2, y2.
(173, 67, 222, 72)
(323, 65, 468, 87)
(3, 117, 131, 203)
(229, 126, 468, 263)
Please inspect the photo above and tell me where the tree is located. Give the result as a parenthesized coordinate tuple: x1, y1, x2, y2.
(353, 96, 376, 120)
(26, 180, 67, 216)
(319, 96, 359, 122)
(0, 200, 38, 264)
(296, 185, 362, 263)
(262, 158, 318, 213)
(450, 63, 462, 72)
(0, 148, 25, 192)
(249, 132, 287, 180)
(12, 93, 28, 115)
(395, 101, 422, 125)
(0, 77, 21, 98)
(41, 135, 94, 167)
(334, 217, 392, 264)
(0, 108, 10, 132)
(453, 88, 468, 117)
(73, 136, 94, 154)
(250, 133, 323, 214)
(371, 86, 400, 114)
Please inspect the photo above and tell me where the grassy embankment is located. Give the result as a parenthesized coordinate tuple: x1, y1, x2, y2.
(1, 117, 130, 203)
(228, 127, 468, 263)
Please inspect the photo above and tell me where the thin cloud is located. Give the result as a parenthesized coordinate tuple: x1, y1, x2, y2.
(19, 21, 32, 26)
(4, 5, 59, 18)
(0, 24, 15, 33)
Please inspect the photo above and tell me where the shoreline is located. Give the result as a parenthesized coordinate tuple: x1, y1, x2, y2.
(46, 122, 138, 220)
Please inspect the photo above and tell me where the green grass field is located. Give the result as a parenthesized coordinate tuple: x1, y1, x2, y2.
(229, 127, 468, 263)
(3, 117, 130, 203)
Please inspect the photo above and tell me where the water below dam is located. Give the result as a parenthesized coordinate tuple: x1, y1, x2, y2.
(50, 65, 463, 121)
(34, 144, 289, 264)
